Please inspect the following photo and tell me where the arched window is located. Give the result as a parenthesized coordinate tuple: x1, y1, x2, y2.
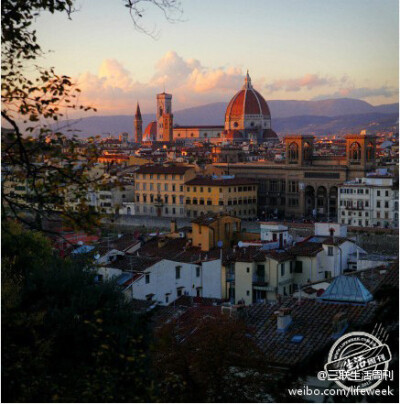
(303, 142, 312, 161)
(350, 142, 361, 161)
(288, 142, 299, 162)
(366, 142, 374, 161)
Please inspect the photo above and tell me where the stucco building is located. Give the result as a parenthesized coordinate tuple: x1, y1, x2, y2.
(134, 165, 196, 217)
(338, 169, 399, 228)
(184, 175, 258, 219)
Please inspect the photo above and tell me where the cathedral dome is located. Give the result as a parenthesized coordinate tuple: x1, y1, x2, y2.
(225, 72, 271, 127)
(143, 121, 157, 142)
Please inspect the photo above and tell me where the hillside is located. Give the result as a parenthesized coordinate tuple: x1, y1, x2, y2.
(15, 98, 398, 137)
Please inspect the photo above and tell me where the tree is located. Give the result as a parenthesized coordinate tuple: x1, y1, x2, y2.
(152, 311, 297, 402)
(2, 221, 155, 402)
(1, 0, 182, 233)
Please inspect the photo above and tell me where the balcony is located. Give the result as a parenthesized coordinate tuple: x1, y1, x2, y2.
(252, 275, 268, 287)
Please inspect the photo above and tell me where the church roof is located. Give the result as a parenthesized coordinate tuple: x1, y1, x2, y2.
(144, 121, 157, 137)
(135, 102, 142, 119)
(225, 73, 271, 119)
(319, 275, 373, 304)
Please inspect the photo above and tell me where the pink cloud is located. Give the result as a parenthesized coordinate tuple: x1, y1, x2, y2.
(266, 73, 340, 92)
(73, 51, 246, 115)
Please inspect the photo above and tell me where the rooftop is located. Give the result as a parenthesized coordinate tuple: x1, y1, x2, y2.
(136, 165, 193, 175)
(186, 176, 258, 187)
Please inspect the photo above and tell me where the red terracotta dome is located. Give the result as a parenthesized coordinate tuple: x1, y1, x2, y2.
(143, 121, 157, 141)
(225, 73, 271, 120)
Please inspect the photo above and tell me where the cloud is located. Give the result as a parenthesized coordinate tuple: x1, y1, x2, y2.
(312, 86, 398, 100)
(265, 74, 339, 92)
(73, 51, 245, 115)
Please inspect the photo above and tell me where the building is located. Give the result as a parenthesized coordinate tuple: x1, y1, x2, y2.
(134, 102, 143, 143)
(215, 132, 378, 219)
(96, 235, 223, 305)
(134, 164, 196, 217)
(191, 213, 241, 251)
(156, 92, 173, 142)
(184, 175, 258, 219)
(223, 71, 278, 144)
(224, 222, 367, 305)
(140, 72, 278, 145)
(87, 184, 135, 215)
(338, 169, 399, 228)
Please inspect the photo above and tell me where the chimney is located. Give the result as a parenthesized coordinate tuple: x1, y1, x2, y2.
(276, 308, 292, 332)
(158, 238, 167, 248)
(170, 219, 177, 234)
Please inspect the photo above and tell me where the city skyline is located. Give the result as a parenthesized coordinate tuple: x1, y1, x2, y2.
(32, 0, 399, 116)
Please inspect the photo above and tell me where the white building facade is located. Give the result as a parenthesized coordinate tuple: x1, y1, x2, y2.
(338, 171, 398, 228)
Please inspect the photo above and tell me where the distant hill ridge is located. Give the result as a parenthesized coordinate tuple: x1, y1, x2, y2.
(45, 98, 399, 137)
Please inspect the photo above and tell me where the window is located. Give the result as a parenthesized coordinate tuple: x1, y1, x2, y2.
(289, 181, 298, 193)
(280, 263, 285, 277)
(295, 261, 303, 273)
(196, 267, 200, 277)
(145, 274, 150, 284)
(165, 294, 169, 303)
(246, 267, 250, 273)
(175, 266, 181, 279)
(172, 185, 176, 192)
(246, 290, 250, 296)
(177, 288, 183, 297)
(328, 246, 333, 256)
(288, 142, 299, 162)
(376, 201, 381, 208)
(377, 190, 381, 197)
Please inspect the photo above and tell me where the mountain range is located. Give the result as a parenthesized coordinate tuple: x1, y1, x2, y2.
(52, 98, 398, 137)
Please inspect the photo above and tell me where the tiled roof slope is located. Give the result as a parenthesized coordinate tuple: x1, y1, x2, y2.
(245, 298, 378, 367)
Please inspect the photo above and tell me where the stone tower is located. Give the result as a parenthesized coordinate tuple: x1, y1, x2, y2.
(134, 102, 143, 143)
(156, 92, 173, 142)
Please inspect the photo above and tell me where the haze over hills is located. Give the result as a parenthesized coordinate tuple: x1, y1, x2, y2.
(49, 98, 398, 137)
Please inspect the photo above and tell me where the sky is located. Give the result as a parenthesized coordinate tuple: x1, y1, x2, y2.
(32, 0, 399, 116)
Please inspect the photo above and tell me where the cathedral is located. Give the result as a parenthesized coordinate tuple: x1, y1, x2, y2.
(134, 72, 278, 145)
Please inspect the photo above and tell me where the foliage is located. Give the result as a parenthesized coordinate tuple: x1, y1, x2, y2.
(2, 222, 155, 402)
(152, 312, 299, 402)
(1, 0, 182, 233)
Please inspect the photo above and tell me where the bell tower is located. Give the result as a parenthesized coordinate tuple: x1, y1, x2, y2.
(156, 92, 173, 142)
(284, 135, 314, 165)
(134, 102, 143, 143)
(345, 131, 376, 175)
